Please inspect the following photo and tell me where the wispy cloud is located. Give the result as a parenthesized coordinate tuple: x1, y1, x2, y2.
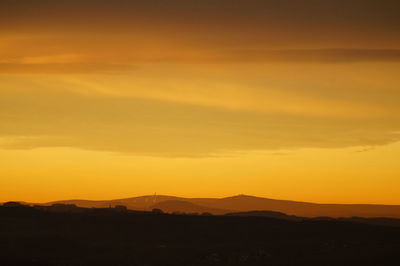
(2, 49, 400, 75)
(219, 49, 400, 63)
(0, 87, 399, 157)
(0, 63, 135, 74)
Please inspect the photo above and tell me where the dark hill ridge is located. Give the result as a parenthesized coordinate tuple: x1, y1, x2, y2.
(47, 195, 182, 210)
(149, 200, 233, 215)
(34, 194, 400, 218)
(225, 210, 303, 221)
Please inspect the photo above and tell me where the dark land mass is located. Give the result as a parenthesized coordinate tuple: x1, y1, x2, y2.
(43, 194, 400, 218)
(1, 204, 400, 266)
(149, 200, 232, 215)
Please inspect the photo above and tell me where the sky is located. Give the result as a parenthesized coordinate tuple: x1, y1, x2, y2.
(1, 0, 400, 204)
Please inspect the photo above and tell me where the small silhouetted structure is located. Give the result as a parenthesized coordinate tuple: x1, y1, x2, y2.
(3, 201, 24, 207)
(152, 208, 164, 214)
(115, 205, 128, 212)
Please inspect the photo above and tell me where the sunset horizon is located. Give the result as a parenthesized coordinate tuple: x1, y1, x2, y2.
(2, 1, 400, 207)
(2, 1, 400, 265)
(5, 192, 400, 207)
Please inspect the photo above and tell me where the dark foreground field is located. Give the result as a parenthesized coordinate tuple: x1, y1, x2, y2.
(0, 206, 399, 266)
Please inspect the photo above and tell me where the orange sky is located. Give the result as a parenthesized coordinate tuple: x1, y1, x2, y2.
(1, 0, 400, 204)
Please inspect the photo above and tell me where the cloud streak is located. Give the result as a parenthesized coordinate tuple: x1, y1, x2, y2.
(0, 63, 135, 74)
(1, 49, 400, 74)
(221, 49, 400, 63)
(0, 87, 399, 157)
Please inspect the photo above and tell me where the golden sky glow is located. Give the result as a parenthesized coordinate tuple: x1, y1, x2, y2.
(1, 0, 400, 204)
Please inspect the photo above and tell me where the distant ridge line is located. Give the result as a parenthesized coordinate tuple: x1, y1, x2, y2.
(15, 194, 400, 219)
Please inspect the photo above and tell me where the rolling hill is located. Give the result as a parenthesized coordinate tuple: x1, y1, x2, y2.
(39, 194, 400, 218)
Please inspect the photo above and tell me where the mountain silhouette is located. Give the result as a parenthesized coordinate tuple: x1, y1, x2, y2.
(149, 200, 232, 215)
(39, 194, 400, 218)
